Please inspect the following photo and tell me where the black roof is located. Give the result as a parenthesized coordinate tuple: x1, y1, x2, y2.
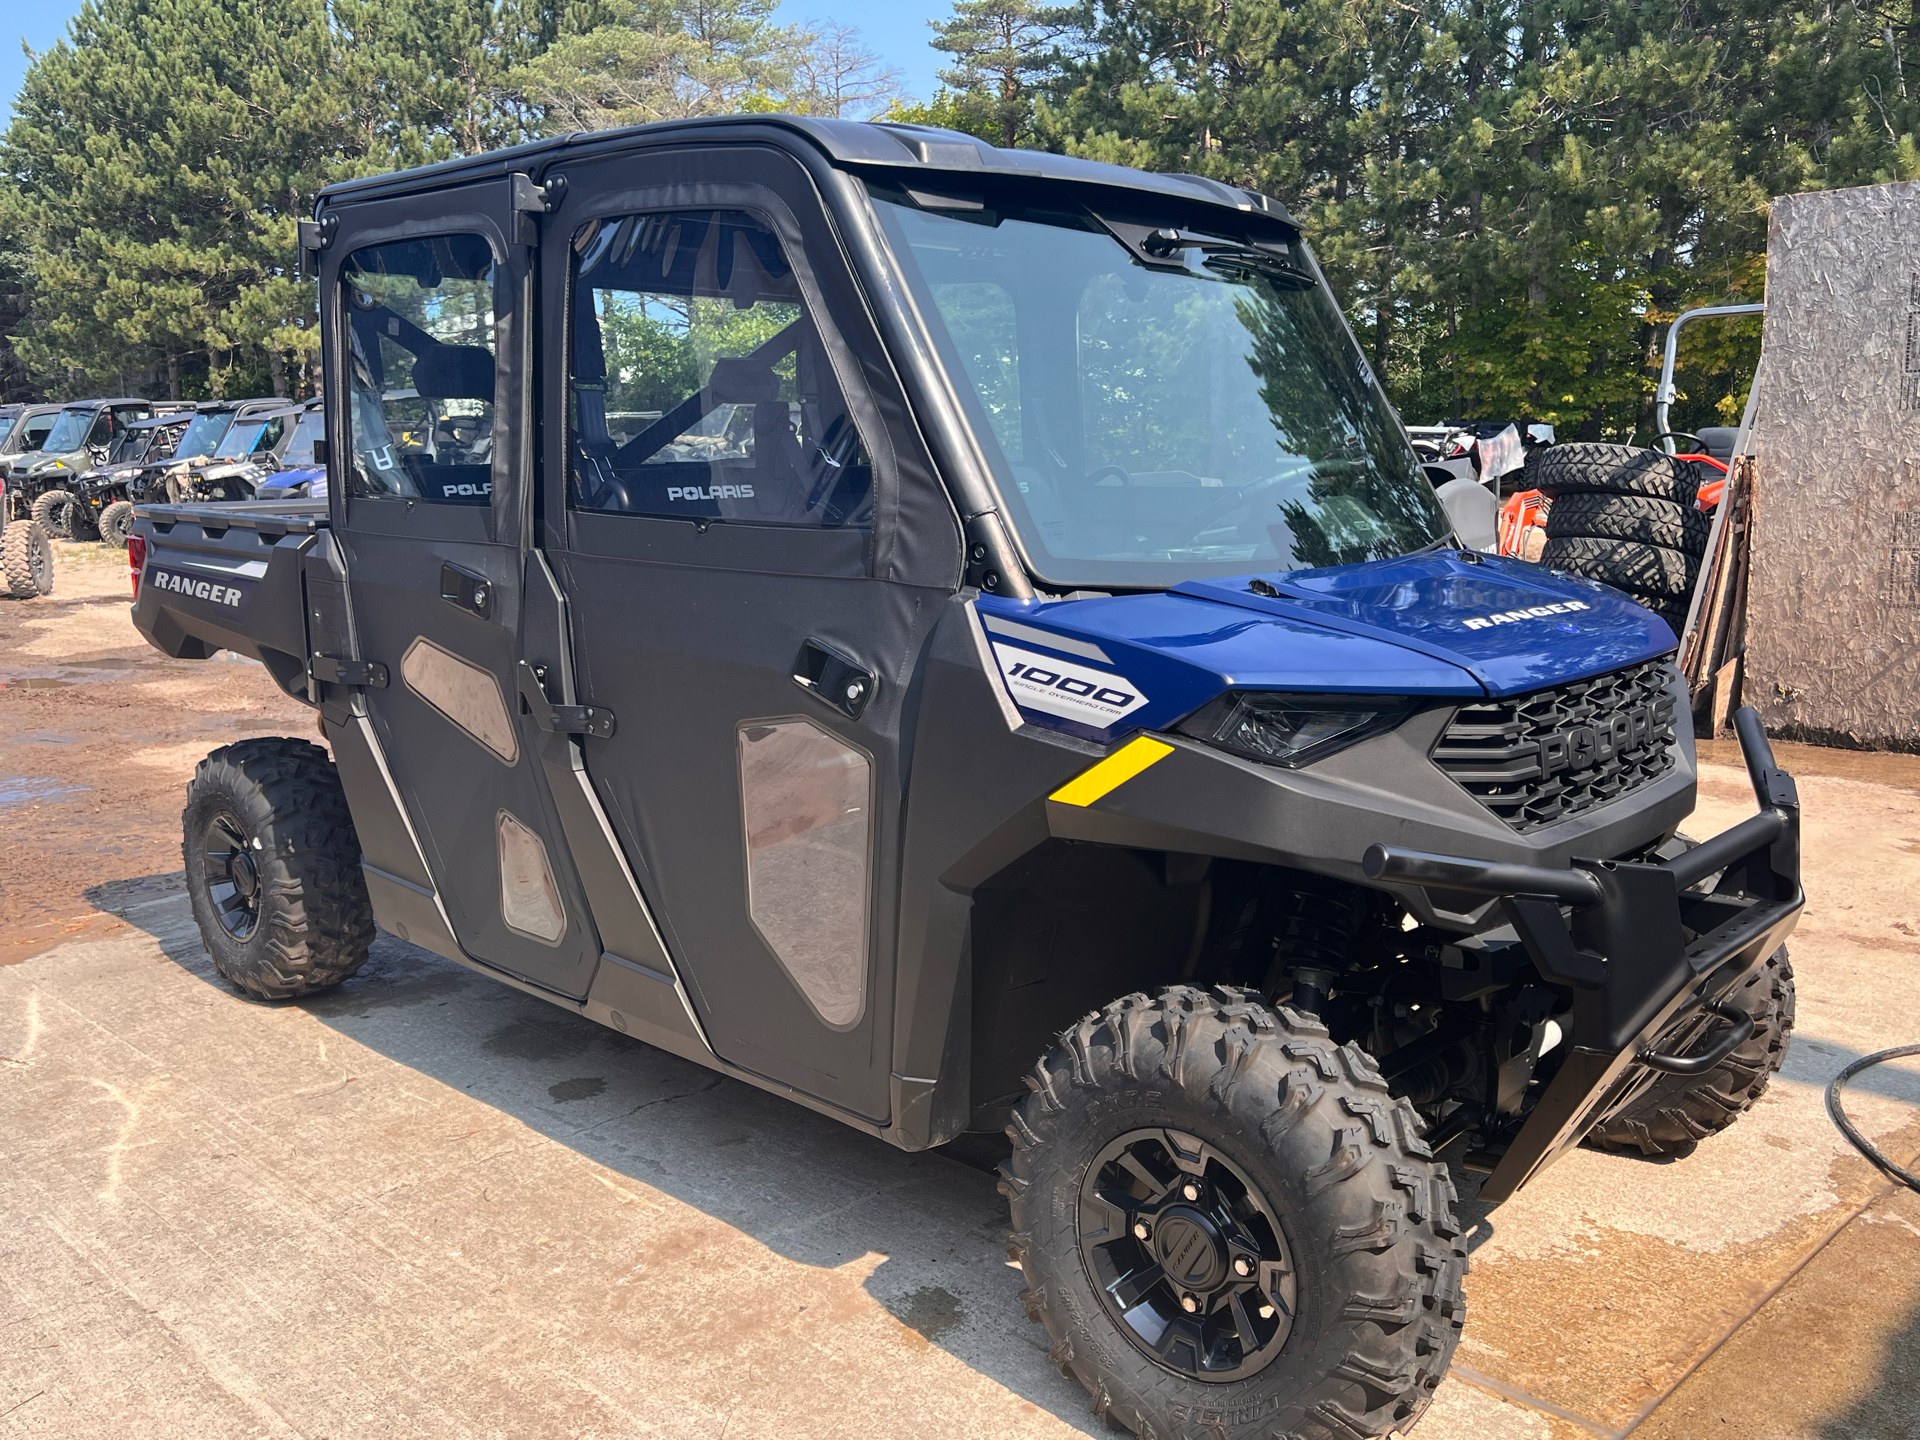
(56, 396, 150, 412)
(317, 115, 1295, 229)
(193, 396, 290, 414)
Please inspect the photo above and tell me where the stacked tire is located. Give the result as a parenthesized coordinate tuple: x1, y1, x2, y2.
(1529, 443, 1708, 635)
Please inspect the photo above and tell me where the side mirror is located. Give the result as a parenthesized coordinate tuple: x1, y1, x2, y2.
(311, 437, 329, 467)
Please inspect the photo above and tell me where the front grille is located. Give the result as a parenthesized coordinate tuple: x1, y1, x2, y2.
(1433, 660, 1679, 831)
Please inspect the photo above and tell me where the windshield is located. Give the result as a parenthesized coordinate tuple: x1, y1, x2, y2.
(217, 417, 283, 458)
(40, 408, 95, 454)
(873, 192, 1446, 586)
(5, 414, 55, 454)
(281, 409, 324, 466)
(172, 411, 234, 461)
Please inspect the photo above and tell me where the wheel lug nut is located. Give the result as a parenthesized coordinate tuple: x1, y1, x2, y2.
(1180, 1295, 1198, 1313)
(1233, 1258, 1251, 1277)
(1133, 1222, 1150, 1241)
(1258, 1303, 1276, 1319)
(1182, 1182, 1200, 1201)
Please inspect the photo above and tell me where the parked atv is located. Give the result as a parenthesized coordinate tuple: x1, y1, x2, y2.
(67, 408, 196, 541)
(128, 116, 1803, 1440)
(142, 397, 292, 506)
(5, 397, 155, 534)
(251, 400, 327, 500)
(0, 403, 63, 487)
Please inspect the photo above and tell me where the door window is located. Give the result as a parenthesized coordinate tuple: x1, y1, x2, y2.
(568, 209, 872, 527)
(737, 719, 871, 1026)
(342, 233, 498, 506)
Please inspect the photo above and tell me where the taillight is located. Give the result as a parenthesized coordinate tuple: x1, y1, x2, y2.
(128, 533, 146, 597)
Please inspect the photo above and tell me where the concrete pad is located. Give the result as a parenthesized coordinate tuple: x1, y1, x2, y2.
(1632, 1185, 1920, 1439)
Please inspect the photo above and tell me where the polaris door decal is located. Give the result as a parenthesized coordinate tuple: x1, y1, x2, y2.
(991, 642, 1149, 728)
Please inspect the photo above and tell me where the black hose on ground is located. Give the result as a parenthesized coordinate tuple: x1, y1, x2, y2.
(1825, 1043, 1920, 1195)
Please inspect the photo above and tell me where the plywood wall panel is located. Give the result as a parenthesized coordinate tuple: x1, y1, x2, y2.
(1746, 181, 1920, 750)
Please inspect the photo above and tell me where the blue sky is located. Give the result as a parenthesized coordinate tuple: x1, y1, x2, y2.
(2, 0, 950, 122)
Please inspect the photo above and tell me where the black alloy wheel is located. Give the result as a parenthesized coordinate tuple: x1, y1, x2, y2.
(1080, 1127, 1297, 1380)
(202, 810, 264, 939)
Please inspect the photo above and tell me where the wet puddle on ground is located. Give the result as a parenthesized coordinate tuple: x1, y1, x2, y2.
(0, 776, 88, 809)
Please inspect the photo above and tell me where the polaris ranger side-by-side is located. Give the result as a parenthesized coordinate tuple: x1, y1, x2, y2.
(129, 118, 1802, 1440)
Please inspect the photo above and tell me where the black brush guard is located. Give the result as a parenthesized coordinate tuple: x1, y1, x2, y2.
(1365, 706, 1803, 1204)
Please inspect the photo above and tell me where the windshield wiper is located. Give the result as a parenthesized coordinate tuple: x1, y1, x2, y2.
(1091, 214, 1315, 287)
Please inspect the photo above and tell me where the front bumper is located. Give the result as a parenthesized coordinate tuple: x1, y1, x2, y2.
(1366, 706, 1803, 1204)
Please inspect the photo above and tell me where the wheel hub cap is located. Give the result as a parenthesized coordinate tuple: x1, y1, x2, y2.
(203, 812, 262, 939)
(1152, 1209, 1226, 1292)
(1078, 1127, 1298, 1381)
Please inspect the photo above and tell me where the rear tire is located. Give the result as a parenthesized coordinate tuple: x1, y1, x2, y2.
(182, 738, 375, 1000)
(1003, 985, 1466, 1440)
(32, 489, 76, 538)
(1530, 443, 1698, 505)
(1586, 948, 1795, 1158)
(1, 519, 55, 597)
(98, 500, 136, 548)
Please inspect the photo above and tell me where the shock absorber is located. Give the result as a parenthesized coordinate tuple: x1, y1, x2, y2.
(1260, 873, 1369, 1016)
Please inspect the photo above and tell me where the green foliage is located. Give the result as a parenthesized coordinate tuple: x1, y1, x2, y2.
(937, 0, 1920, 437)
(0, 0, 896, 400)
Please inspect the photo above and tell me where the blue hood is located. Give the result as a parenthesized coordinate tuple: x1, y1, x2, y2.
(977, 553, 1677, 744)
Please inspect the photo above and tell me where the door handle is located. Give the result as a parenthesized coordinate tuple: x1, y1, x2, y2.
(440, 563, 493, 618)
(792, 639, 875, 720)
(516, 660, 616, 739)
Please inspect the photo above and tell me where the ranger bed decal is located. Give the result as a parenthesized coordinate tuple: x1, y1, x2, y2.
(147, 566, 248, 608)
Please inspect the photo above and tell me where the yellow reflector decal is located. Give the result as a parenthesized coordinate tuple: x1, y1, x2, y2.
(1049, 736, 1175, 808)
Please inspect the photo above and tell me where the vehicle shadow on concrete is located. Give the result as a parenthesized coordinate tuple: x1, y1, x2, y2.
(92, 875, 1102, 1433)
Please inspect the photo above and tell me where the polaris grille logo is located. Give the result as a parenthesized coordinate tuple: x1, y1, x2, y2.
(991, 642, 1149, 729)
(148, 567, 245, 608)
(1539, 695, 1674, 777)
(1462, 600, 1590, 630)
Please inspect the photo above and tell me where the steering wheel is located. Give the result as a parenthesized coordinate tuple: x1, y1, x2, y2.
(1085, 464, 1135, 486)
(1650, 430, 1707, 455)
(1178, 460, 1369, 542)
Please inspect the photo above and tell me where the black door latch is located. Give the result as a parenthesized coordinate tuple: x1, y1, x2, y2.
(310, 653, 389, 688)
(516, 660, 616, 739)
(792, 638, 876, 720)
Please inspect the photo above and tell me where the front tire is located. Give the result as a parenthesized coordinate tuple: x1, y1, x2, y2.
(1, 519, 54, 597)
(1003, 986, 1467, 1440)
(1586, 947, 1795, 1158)
(98, 499, 136, 548)
(182, 738, 375, 1000)
(31, 488, 75, 538)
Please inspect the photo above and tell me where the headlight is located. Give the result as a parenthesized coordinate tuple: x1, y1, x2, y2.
(1175, 691, 1418, 768)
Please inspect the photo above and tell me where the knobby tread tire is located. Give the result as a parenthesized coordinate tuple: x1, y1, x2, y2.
(182, 737, 374, 1000)
(1, 519, 54, 597)
(1529, 443, 1697, 505)
(31, 488, 75, 539)
(1587, 948, 1795, 1158)
(1544, 492, 1709, 555)
(98, 500, 136, 548)
(1539, 535, 1698, 600)
(1002, 985, 1467, 1440)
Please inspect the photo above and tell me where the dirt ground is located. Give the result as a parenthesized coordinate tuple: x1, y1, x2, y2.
(3, 545, 1919, 1439)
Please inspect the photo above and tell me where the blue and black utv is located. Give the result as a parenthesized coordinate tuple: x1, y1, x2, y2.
(127, 117, 1802, 1440)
